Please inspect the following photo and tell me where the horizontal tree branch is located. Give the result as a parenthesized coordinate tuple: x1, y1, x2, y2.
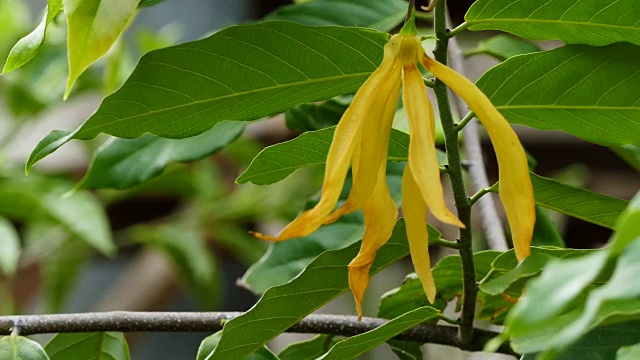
(0, 311, 516, 356)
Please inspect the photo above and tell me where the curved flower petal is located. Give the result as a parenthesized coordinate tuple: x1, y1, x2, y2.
(252, 41, 399, 242)
(324, 67, 402, 224)
(421, 55, 535, 260)
(403, 65, 464, 228)
(402, 163, 436, 303)
(348, 162, 398, 319)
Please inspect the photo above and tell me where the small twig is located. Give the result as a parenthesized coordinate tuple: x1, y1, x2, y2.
(469, 187, 492, 206)
(455, 112, 475, 132)
(0, 311, 517, 356)
(432, 238, 461, 249)
(447, 22, 469, 38)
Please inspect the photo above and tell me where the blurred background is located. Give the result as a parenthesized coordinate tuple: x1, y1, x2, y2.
(0, 1, 638, 359)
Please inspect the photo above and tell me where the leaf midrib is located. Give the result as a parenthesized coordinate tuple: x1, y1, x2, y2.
(467, 18, 640, 32)
(80, 72, 373, 135)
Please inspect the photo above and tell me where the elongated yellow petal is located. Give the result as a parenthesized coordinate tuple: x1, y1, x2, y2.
(324, 67, 402, 224)
(403, 65, 464, 228)
(421, 55, 535, 260)
(253, 41, 399, 242)
(348, 163, 398, 319)
(402, 164, 436, 303)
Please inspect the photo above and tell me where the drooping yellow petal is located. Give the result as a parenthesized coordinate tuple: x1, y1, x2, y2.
(252, 39, 400, 242)
(421, 55, 535, 260)
(402, 164, 436, 303)
(348, 163, 398, 319)
(403, 64, 464, 228)
(324, 67, 402, 224)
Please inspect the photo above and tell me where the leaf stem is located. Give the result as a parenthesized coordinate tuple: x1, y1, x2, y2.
(431, 238, 461, 249)
(469, 187, 492, 206)
(447, 22, 469, 38)
(432, 0, 477, 347)
(455, 112, 475, 132)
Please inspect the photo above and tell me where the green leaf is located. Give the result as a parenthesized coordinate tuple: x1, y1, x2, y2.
(62, 0, 139, 98)
(319, 307, 440, 360)
(464, 34, 541, 61)
(618, 342, 640, 360)
(480, 248, 590, 296)
(211, 220, 411, 360)
(285, 95, 351, 132)
(532, 206, 565, 247)
(0, 336, 49, 360)
(0, 217, 20, 277)
(610, 145, 640, 172)
(491, 173, 629, 230)
(465, 0, 640, 46)
(27, 22, 388, 169)
(476, 43, 640, 147)
(134, 225, 220, 307)
(611, 191, 640, 253)
(45, 332, 129, 360)
(432, 250, 501, 301)
(2, 0, 62, 73)
(279, 335, 335, 360)
(78, 121, 244, 190)
(386, 341, 422, 360)
(0, 177, 115, 256)
(237, 127, 446, 185)
(26, 130, 76, 174)
(197, 332, 279, 360)
(266, 0, 406, 32)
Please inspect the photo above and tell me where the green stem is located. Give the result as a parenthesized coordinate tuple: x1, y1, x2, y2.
(447, 22, 469, 38)
(455, 112, 475, 132)
(469, 187, 491, 206)
(433, 0, 477, 347)
(431, 238, 461, 250)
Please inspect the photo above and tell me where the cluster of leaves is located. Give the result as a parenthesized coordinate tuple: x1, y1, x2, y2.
(0, 0, 639, 359)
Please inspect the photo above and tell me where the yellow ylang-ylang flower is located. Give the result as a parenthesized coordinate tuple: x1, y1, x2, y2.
(252, 18, 535, 318)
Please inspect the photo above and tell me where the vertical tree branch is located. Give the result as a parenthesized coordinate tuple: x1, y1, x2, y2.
(432, 0, 477, 346)
(446, 18, 509, 252)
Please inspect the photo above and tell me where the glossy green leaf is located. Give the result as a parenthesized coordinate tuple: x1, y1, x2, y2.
(319, 307, 440, 360)
(491, 173, 629, 230)
(45, 332, 130, 360)
(197, 332, 279, 360)
(236, 127, 446, 185)
(610, 145, 640, 172)
(211, 220, 410, 360)
(279, 335, 335, 360)
(26, 130, 76, 174)
(0, 178, 114, 256)
(135, 225, 220, 307)
(618, 342, 640, 360)
(465, 0, 640, 46)
(27, 22, 388, 170)
(266, 0, 406, 31)
(62, 0, 139, 98)
(464, 34, 541, 60)
(78, 121, 244, 190)
(476, 43, 640, 147)
(611, 191, 640, 253)
(2, 0, 62, 73)
(0, 336, 49, 360)
(432, 250, 501, 301)
(285, 95, 351, 132)
(0, 217, 20, 277)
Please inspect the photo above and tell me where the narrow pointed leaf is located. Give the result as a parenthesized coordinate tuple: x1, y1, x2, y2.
(2, 0, 62, 73)
(197, 332, 279, 360)
(476, 43, 640, 147)
(63, 0, 139, 98)
(211, 220, 410, 360)
(0, 217, 20, 277)
(318, 307, 440, 360)
(0, 336, 49, 360)
(266, 0, 406, 32)
(491, 173, 629, 230)
(46, 332, 130, 360)
(26, 130, 76, 174)
(466, 0, 640, 46)
(78, 121, 244, 189)
(279, 335, 335, 360)
(236, 127, 446, 185)
(28, 22, 388, 168)
(465, 34, 541, 61)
